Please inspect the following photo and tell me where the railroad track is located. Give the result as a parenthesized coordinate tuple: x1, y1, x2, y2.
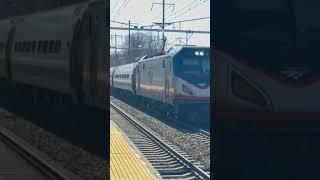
(111, 96, 211, 145)
(111, 102, 210, 180)
(188, 129, 211, 145)
(0, 126, 78, 180)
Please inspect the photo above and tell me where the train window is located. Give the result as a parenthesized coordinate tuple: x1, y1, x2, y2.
(89, 15, 92, 37)
(16, 42, 19, 52)
(49, 40, 55, 53)
(143, 64, 145, 70)
(55, 40, 61, 53)
(24, 41, 28, 52)
(32, 41, 36, 53)
(18, 42, 22, 52)
(27, 42, 32, 52)
(163, 60, 165, 68)
(20, 42, 23, 52)
(21, 41, 27, 52)
(43, 41, 48, 53)
(38, 41, 42, 53)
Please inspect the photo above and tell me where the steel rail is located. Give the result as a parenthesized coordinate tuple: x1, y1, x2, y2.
(110, 101, 210, 180)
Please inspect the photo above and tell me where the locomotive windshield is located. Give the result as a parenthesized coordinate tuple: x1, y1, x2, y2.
(216, 0, 320, 79)
(173, 48, 210, 85)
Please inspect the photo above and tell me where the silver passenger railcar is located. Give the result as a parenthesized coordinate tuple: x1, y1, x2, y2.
(0, 0, 107, 110)
(0, 19, 14, 79)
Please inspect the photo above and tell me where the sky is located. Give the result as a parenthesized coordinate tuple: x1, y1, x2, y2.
(110, 0, 210, 49)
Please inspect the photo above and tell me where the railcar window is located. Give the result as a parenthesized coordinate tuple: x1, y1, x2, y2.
(49, 40, 54, 53)
(16, 42, 20, 52)
(14, 43, 17, 52)
(19, 42, 22, 52)
(32, 41, 36, 53)
(22, 41, 26, 52)
(55, 40, 61, 53)
(43, 41, 48, 53)
(89, 15, 92, 37)
(24, 41, 27, 52)
(27, 42, 32, 52)
(38, 41, 42, 53)
(0, 43, 4, 52)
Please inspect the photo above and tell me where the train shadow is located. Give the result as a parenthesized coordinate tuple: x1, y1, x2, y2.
(111, 92, 210, 133)
(0, 81, 107, 159)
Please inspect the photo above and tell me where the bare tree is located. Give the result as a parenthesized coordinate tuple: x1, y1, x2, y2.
(110, 32, 162, 66)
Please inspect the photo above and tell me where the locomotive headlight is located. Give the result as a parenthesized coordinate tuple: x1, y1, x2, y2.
(182, 84, 193, 95)
(231, 71, 267, 106)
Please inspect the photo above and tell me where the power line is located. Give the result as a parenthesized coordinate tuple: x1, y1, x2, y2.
(112, 0, 129, 20)
(152, 1, 175, 21)
(111, 0, 121, 16)
(168, 0, 209, 21)
(168, 0, 198, 17)
(111, 20, 137, 27)
(141, 16, 209, 28)
(117, 0, 130, 19)
(167, 16, 209, 24)
(151, 1, 176, 52)
(110, 26, 210, 34)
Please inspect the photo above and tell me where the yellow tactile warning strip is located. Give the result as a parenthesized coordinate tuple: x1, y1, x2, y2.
(110, 121, 158, 180)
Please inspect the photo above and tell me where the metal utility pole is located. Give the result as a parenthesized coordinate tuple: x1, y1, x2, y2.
(151, 1, 175, 52)
(114, 33, 117, 55)
(185, 32, 188, 45)
(128, 20, 131, 61)
(162, 0, 165, 52)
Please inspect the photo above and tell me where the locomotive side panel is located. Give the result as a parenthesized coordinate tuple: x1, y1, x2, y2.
(136, 56, 171, 103)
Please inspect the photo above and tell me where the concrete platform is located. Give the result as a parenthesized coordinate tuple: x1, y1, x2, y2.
(110, 120, 159, 180)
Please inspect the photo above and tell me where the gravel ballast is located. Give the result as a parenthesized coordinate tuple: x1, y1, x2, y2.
(0, 108, 106, 180)
(111, 97, 210, 171)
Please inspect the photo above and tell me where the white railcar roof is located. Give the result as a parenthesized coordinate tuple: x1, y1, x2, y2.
(12, 2, 91, 42)
(113, 62, 137, 75)
(137, 46, 210, 63)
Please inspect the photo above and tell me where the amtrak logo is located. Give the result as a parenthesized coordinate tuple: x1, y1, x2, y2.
(197, 83, 208, 88)
(147, 69, 153, 83)
(280, 69, 308, 80)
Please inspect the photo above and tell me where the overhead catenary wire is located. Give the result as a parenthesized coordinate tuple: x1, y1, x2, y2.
(111, 0, 122, 16)
(113, 0, 129, 21)
(168, 0, 209, 21)
(168, 0, 198, 17)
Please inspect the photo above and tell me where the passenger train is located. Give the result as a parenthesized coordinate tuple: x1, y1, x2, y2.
(0, 0, 107, 110)
(111, 46, 210, 122)
(214, 0, 320, 119)
(214, 1, 320, 179)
